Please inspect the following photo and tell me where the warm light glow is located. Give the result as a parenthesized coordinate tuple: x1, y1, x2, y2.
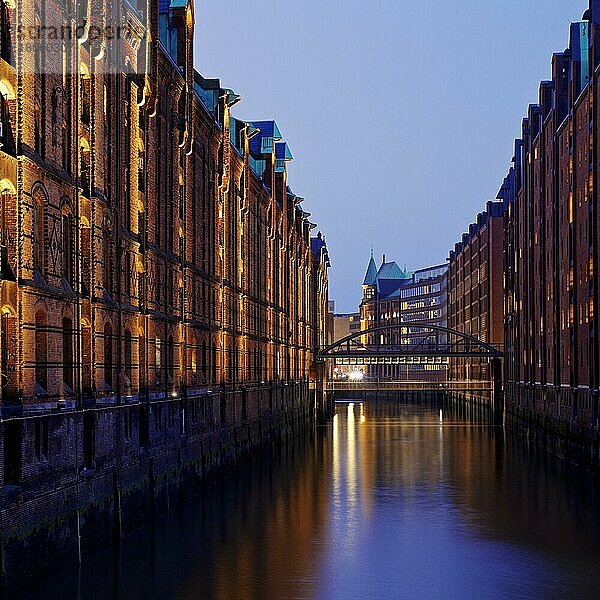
(348, 370, 364, 381)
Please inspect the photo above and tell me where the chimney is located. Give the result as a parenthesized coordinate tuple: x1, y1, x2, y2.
(382, 254, 386, 264)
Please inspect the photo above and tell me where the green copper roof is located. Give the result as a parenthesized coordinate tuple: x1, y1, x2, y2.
(377, 261, 406, 280)
(363, 256, 378, 286)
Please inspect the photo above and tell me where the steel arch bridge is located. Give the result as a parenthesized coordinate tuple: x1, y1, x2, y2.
(313, 324, 503, 411)
(318, 324, 502, 362)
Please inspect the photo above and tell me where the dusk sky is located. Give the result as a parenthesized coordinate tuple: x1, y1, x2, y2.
(197, 1, 585, 313)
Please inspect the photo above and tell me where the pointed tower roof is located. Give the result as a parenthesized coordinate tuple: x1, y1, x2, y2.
(363, 251, 378, 286)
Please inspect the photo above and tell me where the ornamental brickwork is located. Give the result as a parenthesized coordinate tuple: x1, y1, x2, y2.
(0, 0, 329, 411)
(0, 0, 330, 498)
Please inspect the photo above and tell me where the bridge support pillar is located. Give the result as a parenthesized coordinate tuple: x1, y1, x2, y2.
(314, 361, 331, 424)
(491, 357, 504, 420)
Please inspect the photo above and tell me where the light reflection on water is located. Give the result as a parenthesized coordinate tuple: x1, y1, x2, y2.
(28, 399, 600, 600)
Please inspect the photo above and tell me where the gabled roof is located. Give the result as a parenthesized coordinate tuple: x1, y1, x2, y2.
(377, 261, 405, 280)
(159, 0, 188, 12)
(363, 254, 413, 299)
(275, 141, 293, 160)
(251, 121, 282, 138)
(248, 120, 283, 156)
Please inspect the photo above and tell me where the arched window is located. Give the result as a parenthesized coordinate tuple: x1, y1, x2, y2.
(35, 310, 47, 392)
(0, 183, 14, 280)
(190, 337, 197, 385)
(104, 323, 113, 388)
(81, 322, 92, 394)
(62, 316, 73, 390)
(80, 138, 90, 197)
(103, 232, 112, 292)
(81, 222, 91, 296)
(32, 191, 45, 272)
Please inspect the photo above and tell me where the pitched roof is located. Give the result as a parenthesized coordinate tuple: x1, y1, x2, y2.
(377, 279, 404, 297)
(363, 256, 378, 286)
(377, 261, 405, 280)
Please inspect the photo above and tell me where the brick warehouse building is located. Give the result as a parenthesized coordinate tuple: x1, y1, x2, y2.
(447, 201, 505, 386)
(503, 3, 600, 432)
(359, 256, 448, 381)
(0, 0, 330, 584)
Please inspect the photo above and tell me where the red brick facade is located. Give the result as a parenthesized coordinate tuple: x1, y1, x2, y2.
(448, 201, 505, 384)
(504, 13, 600, 430)
(0, 0, 329, 412)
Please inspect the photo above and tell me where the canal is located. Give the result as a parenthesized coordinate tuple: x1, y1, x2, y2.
(28, 398, 600, 600)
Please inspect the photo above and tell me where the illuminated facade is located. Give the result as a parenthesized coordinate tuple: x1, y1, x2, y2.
(447, 201, 505, 384)
(359, 256, 448, 381)
(503, 5, 600, 431)
(331, 309, 360, 378)
(0, 0, 329, 501)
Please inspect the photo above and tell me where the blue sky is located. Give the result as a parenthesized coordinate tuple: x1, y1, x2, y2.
(196, 1, 586, 312)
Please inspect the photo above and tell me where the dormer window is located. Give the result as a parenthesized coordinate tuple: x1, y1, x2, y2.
(261, 137, 273, 153)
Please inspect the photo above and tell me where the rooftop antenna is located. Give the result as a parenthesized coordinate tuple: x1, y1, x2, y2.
(370, 244, 374, 259)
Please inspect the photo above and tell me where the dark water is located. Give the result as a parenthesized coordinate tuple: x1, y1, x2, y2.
(30, 400, 600, 600)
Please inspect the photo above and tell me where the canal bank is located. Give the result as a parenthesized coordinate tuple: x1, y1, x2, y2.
(0, 383, 314, 595)
(444, 390, 600, 471)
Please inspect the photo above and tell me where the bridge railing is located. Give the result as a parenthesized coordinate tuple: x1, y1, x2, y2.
(326, 380, 495, 392)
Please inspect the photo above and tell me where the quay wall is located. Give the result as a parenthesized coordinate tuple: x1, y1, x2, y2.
(0, 383, 313, 593)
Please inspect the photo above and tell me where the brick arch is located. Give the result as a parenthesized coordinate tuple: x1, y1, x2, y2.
(0, 178, 15, 194)
(1, 303, 15, 317)
(59, 195, 73, 213)
(0, 78, 14, 100)
(31, 181, 48, 203)
(124, 315, 143, 336)
(61, 305, 74, 321)
(32, 297, 50, 313)
(79, 136, 90, 152)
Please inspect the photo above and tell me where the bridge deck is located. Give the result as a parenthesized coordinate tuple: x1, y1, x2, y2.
(326, 380, 495, 392)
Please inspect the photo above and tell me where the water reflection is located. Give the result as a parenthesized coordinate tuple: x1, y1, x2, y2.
(27, 400, 600, 600)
